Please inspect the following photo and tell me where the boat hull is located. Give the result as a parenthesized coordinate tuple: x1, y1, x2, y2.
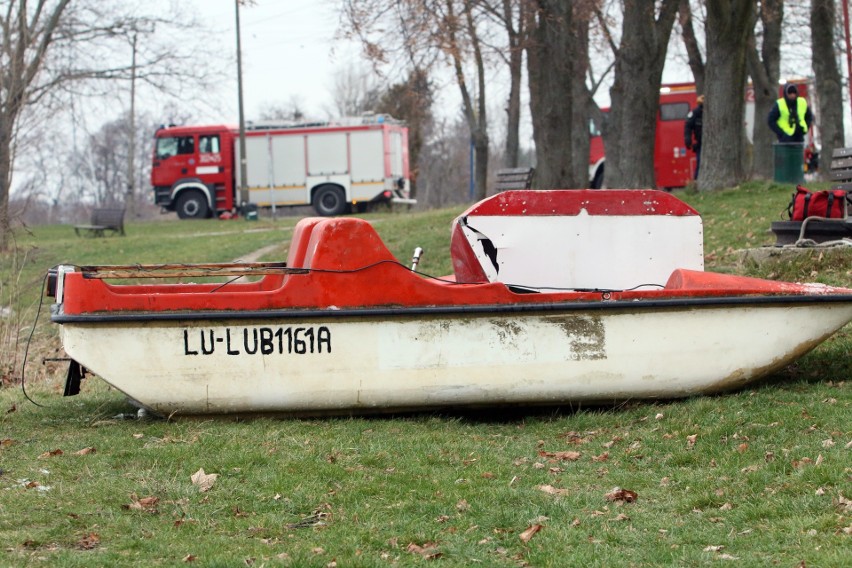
(57, 299, 852, 415)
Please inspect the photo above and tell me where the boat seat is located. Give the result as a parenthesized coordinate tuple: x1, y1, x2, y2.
(287, 217, 325, 268)
(255, 217, 325, 291)
(302, 217, 398, 271)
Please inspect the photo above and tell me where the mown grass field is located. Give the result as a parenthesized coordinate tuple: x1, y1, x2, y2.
(1, 182, 850, 566)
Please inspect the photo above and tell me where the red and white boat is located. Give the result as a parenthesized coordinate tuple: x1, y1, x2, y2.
(48, 190, 852, 416)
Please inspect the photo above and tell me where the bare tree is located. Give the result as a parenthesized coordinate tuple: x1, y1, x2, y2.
(417, 115, 472, 207)
(66, 111, 156, 210)
(698, 0, 756, 191)
(257, 97, 308, 123)
(603, 0, 680, 189)
(746, 0, 783, 179)
(570, 2, 597, 188)
(525, 0, 577, 189)
(811, 0, 845, 174)
(329, 64, 383, 116)
(678, 0, 705, 93)
(375, 68, 434, 196)
(0, 2, 222, 247)
(343, 0, 492, 200)
(0, 0, 72, 249)
(478, 0, 527, 168)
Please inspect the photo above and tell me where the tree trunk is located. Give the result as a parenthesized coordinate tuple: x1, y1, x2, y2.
(503, 0, 523, 168)
(698, 0, 756, 191)
(604, 0, 679, 189)
(746, 0, 782, 180)
(526, 0, 576, 189)
(678, 0, 706, 94)
(0, 119, 12, 251)
(571, 3, 593, 187)
(811, 0, 845, 175)
(445, 0, 489, 200)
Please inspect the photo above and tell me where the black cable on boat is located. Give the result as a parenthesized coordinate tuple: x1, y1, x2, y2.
(201, 258, 667, 295)
(20, 270, 50, 408)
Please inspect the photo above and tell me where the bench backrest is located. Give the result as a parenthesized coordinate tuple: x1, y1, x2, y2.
(91, 208, 125, 229)
(494, 168, 535, 192)
(829, 148, 852, 215)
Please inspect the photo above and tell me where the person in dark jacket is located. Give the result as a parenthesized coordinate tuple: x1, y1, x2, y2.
(684, 94, 703, 179)
(767, 83, 813, 143)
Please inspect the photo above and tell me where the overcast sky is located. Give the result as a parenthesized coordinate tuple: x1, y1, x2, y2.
(159, 1, 849, 141)
(193, 0, 357, 121)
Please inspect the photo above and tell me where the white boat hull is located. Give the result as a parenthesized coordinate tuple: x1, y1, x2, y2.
(58, 301, 852, 415)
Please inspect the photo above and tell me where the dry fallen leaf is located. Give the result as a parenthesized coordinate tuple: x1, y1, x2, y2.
(456, 499, 470, 511)
(737, 443, 748, 453)
(407, 542, 441, 559)
(519, 524, 542, 543)
(38, 449, 63, 459)
(124, 494, 160, 513)
(719, 503, 733, 511)
(605, 488, 638, 503)
(592, 452, 609, 462)
(1, 438, 14, 447)
(75, 532, 100, 550)
(539, 450, 581, 461)
(183, 554, 196, 562)
(704, 545, 724, 552)
(191, 468, 218, 492)
(74, 447, 96, 456)
(686, 434, 698, 448)
(612, 513, 630, 522)
(538, 484, 570, 496)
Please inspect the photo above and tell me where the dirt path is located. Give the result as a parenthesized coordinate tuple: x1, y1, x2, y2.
(232, 242, 286, 264)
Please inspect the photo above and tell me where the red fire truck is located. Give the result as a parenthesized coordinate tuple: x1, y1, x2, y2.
(151, 116, 413, 218)
(589, 80, 813, 189)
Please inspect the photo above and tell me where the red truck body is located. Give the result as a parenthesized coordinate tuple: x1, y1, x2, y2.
(589, 80, 813, 189)
(151, 118, 412, 218)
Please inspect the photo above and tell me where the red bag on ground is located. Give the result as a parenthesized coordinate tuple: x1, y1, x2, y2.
(788, 185, 849, 221)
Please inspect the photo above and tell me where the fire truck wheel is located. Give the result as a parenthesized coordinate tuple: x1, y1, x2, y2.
(176, 190, 210, 219)
(313, 185, 348, 216)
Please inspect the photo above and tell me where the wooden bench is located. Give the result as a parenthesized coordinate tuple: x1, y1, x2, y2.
(74, 208, 126, 237)
(770, 148, 852, 245)
(494, 167, 535, 192)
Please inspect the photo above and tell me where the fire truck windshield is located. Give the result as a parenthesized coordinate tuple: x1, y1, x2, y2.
(156, 136, 195, 159)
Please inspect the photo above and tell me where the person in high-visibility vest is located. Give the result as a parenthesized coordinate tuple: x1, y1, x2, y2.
(767, 83, 813, 143)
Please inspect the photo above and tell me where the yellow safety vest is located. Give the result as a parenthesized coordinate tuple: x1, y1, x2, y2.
(776, 97, 808, 136)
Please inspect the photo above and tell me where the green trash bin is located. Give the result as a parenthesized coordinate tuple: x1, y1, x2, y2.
(773, 142, 804, 184)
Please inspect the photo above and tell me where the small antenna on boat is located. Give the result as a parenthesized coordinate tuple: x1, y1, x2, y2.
(411, 247, 424, 271)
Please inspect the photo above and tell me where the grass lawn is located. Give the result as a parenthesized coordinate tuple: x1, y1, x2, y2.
(1, 182, 850, 566)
